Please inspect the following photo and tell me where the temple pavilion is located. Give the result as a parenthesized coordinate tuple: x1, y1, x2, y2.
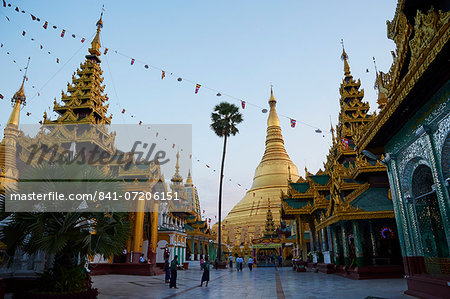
(281, 46, 404, 279)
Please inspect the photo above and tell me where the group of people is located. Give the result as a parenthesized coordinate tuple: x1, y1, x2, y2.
(228, 255, 254, 271)
(164, 255, 180, 289)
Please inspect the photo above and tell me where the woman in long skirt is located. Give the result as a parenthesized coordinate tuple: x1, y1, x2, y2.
(200, 256, 210, 287)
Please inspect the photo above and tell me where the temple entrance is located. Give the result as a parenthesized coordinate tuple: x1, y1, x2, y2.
(412, 164, 449, 275)
(255, 247, 280, 267)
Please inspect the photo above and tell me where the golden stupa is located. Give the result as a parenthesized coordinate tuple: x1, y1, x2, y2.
(222, 88, 299, 247)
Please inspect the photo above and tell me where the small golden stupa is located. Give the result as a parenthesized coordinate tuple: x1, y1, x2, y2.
(221, 88, 299, 246)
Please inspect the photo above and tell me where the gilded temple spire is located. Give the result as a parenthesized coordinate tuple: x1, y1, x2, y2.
(171, 151, 183, 183)
(341, 39, 351, 77)
(45, 17, 111, 125)
(88, 13, 103, 60)
(7, 58, 30, 126)
(186, 169, 193, 186)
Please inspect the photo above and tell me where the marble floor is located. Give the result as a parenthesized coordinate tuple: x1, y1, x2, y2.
(92, 266, 414, 299)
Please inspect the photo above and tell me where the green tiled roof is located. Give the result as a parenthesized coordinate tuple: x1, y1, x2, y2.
(284, 198, 309, 209)
(351, 187, 393, 211)
(309, 175, 330, 186)
(290, 182, 310, 193)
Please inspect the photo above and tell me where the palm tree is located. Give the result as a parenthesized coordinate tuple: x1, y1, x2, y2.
(0, 164, 131, 295)
(210, 102, 243, 261)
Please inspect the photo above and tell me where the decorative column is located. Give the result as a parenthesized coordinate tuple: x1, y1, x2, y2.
(132, 210, 144, 263)
(332, 225, 340, 265)
(341, 222, 350, 266)
(352, 220, 364, 267)
(423, 126, 450, 249)
(148, 210, 158, 264)
(191, 237, 195, 260)
(309, 220, 316, 252)
(369, 221, 378, 259)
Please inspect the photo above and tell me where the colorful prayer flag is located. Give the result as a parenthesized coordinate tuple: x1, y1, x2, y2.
(139, 121, 142, 125)
(195, 84, 201, 94)
(81, 38, 86, 43)
(161, 70, 165, 79)
(43, 21, 48, 29)
(290, 119, 296, 128)
(22, 31, 26, 36)
(131, 58, 135, 65)
(121, 109, 125, 114)
(56, 58, 59, 63)
(0, 94, 3, 99)
(104, 48, 109, 55)
(2, 0, 5, 8)
(241, 100, 246, 109)
(31, 14, 36, 20)
(26, 112, 31, 116)
(60, 29, 65, 37)
(40, 45, 43, 49)
(15, 7, 18, 12)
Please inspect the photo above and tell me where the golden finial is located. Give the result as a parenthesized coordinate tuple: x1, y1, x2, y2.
(267, 85, 280, 127)
(186, 169, 193, 185)
(88, 8, 104, 57)
(340, 39, 350, 76)
(8, 57, 30, 126)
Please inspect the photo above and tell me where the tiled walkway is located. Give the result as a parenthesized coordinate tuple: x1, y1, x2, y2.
(92, 266, 414, 299)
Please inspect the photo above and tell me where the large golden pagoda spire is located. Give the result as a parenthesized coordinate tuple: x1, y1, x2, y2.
(220, 88, 299, 246)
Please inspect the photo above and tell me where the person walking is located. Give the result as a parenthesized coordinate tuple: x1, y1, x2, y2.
(248, 257, 254, 271)
(229, 255, 233, 269)
(200, 256, 204, 270)
(169, 255, 179, 289)
(200, 256, 210, 287)
(164, 255, 170, 283)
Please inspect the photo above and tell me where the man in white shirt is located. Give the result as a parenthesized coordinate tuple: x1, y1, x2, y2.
(248, 257, 254, 271)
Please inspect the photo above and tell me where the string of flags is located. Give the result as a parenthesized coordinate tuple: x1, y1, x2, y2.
(0, 0, 329, 136)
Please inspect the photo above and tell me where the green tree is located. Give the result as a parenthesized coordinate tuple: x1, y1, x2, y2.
(0, 164, 131, 294)
(210, 102, 243, 261)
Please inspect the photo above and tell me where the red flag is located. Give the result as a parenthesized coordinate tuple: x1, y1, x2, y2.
(172, 144, 175, 148)
(161, 70, 165, 79)
(139, 121, 142, 125)
(121, 109, 126, 114)
(206, 164, 210, 168)
(342, 138, 349, 149)
(189, 154, 192, 159)
(0, 43, 2, 47)
(22, 31, 26, 36)
(131, 58, 135, 65)
(195, 84, 201, 94)
(43, 21, 48, 29)
(0, 94, 4, 99)
(60, 29, 65, 37)
(105, 95, 109, 101)
(30, 14, 36, 21)
(40, 45, 43, 49)
(15, 7, 18, 12)
(241, 100, 246, 109)
(104, 48, 108, 55)
(290, 119, 296, 128)
(156, 132, 159, 137)
(26, 112, 31, 116)
(38, 93, 40, 96)
(2, 0, 5, 8)
(81, 38, 85, 43)
(56, 58, 59, 63)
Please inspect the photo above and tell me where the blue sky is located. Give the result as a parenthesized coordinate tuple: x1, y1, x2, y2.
(0, 0, 397, 222)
